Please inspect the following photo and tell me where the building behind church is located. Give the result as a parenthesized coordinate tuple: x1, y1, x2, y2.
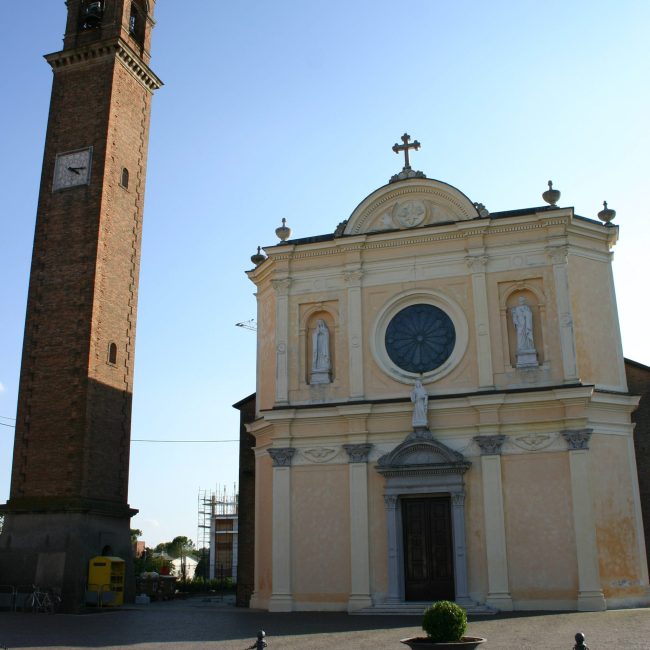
(242, 139, 649, 613)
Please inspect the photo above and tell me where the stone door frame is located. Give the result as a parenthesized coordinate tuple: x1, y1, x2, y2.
(377, 431, 472, 606)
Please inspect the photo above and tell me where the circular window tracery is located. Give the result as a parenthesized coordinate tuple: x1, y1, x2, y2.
(385, 304, 456, 373)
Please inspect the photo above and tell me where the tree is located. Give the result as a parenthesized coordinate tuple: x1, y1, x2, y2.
(151, 536, 196, 581)
(130, 528, 143, 543)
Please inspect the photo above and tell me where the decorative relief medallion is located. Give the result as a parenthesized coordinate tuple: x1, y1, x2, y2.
(512, 433, 553, 451)
(385, 304, 456, 374)
(301, 447, 338, 464)
(392, 200, 426, 228)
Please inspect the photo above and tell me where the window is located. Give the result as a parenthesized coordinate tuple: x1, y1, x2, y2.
(129, 3, 145, 45)
(108, 342, 117, 365)
(120, 167, 129, 188)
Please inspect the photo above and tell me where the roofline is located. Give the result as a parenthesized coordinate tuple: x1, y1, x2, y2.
(625, 357, 650, 372)
(268, 204, 611, 249)
(232, 392, 256, 409)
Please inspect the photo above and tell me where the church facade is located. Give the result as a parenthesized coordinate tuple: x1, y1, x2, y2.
(245, 140, 649, 613)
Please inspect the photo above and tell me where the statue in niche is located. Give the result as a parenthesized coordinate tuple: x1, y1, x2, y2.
(410, 378, 429, 428)
(511, 296, 538, 367)
(310, 319, 331, 384)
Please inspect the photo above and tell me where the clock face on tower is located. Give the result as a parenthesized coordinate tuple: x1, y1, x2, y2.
(52, 147, 93, 191)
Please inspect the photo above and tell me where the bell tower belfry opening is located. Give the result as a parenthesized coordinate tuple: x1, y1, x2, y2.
(0, 0, 161, 611)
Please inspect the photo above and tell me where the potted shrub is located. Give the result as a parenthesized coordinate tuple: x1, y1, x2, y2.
(401, 600, 486, 649)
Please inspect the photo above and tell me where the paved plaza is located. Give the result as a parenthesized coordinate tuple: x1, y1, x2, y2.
(1, 598, 649, 650)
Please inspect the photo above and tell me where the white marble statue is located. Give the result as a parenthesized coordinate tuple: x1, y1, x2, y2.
(410, 379, 428, 428)
(310, 319, 331, 384)
(511, 297, 538, 367)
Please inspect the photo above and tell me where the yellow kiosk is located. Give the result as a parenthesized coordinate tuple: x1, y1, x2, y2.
(87, 556, 125, 606)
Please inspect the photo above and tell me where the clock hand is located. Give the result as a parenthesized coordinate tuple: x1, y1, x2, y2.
(67, 166, 86, 174)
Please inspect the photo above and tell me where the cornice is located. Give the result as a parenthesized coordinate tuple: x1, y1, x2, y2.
(45, 39, 163, 93)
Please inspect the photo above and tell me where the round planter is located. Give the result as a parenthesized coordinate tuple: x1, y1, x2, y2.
(401, 637, 486, 650)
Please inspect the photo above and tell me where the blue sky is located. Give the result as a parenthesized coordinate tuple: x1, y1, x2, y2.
(1, 1, 648, 547)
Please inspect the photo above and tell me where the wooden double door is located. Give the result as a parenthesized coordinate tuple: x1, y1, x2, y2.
(402, 496, 455, 601)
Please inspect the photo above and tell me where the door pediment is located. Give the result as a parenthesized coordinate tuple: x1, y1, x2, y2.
(377, 430, 470, 477)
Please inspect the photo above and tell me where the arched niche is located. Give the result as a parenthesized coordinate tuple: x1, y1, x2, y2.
(499, 283, 547, 369)
(300, 304, 338, 385)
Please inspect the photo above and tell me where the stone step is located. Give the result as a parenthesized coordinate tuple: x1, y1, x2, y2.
(351, 602, 498, 616)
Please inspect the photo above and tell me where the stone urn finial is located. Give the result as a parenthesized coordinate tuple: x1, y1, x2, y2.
(250, 245, 266, 266)
(542, 180, 561, 206)
(597, 201, 616, 226)
(275, 217, 292, 242)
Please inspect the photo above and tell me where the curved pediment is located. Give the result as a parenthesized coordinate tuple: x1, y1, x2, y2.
(343, 178, 480, 236)
(377, 430, 470, 476)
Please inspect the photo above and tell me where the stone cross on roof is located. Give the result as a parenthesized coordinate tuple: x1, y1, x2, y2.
(392, 133, 420, 171)
(389, 133, 426, 183)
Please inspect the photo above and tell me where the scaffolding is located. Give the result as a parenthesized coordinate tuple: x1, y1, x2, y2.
(197, 485, 239, 581)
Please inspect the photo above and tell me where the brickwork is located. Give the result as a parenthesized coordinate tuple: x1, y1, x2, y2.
(234, 393, 256, 607)
(8, 0, 158, 509)
(0, 0, 160, 610)
(625, 358, 650, 568)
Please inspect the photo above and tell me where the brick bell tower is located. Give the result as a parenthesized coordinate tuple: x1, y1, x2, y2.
(0, 0, 161, 610)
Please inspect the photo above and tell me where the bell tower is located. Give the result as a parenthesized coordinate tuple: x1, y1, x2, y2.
(0, 0, 161, 610)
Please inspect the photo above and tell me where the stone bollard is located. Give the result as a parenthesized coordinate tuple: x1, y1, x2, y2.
(246, 630, 267, 650)
(573, 632, 589, 650)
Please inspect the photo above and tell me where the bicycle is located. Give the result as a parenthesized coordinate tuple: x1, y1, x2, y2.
(23, 585, 61, 614)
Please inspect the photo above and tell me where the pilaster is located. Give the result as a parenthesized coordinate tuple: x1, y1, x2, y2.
(474, 435, 513, 611)
(344, 268, 364, 399)
(450, 492, 472, 606)
(343, 443, 373, 611)
(384, 495, 401, 603)
(272, 278, 291, 405)
(547, 245, 579, 382)
(466, 253, 494, 388)
(561, 429, 606, 611)
(268, 447, 295, 611)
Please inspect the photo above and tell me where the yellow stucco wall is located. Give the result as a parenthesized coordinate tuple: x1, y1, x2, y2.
(502, 453, 578, 600)
(291, 464, 350, 602)
(590, 435, 645, 599)
(570, 256, 625, 390)
(255, 454, 273, 600)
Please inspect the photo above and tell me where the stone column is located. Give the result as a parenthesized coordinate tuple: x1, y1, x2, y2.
(466, 254, 494, 389)
(344, 268, 364, 400)
(547, 246, 579, 383)
(384, 495, 401, 603)
(561, 429, 606, 611)
(474, 435, 513, 610)
(268, 447, 295, 611)
(272, 278, 291, 405)
(343, 443, 373, 611)
(450, 492, 472, 606)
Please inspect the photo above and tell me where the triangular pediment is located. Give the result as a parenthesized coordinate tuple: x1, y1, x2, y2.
(343, 178, 479, 236)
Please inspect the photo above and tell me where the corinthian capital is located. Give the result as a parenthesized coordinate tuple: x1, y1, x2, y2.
(561, 429, 592, 451)
(268, 447, 296, 466)
(271, 278, 291, 295)
(465, 254, 489, 271)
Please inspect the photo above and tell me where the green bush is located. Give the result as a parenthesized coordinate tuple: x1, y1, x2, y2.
(176, 577, 235, 593)
(421, 600, 467, 642)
